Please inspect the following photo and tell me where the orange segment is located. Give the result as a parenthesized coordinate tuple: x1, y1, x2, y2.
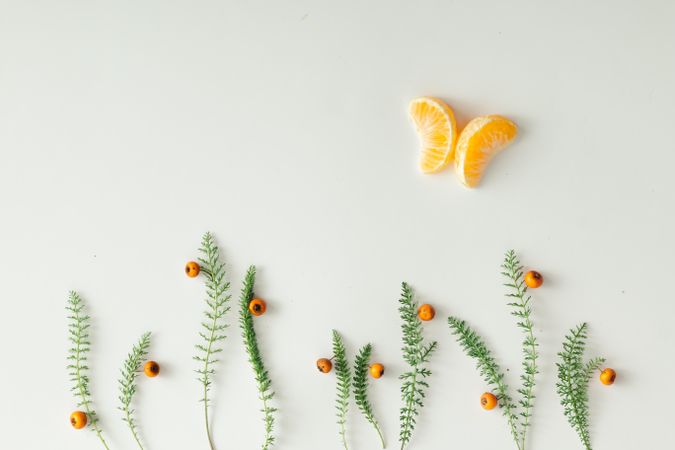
(454, 115, 518, 187)
(408, 97, 457, 173)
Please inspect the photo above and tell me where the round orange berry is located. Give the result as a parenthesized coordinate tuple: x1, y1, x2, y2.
(185, 261, 201, 278)
(418, 304, 435, 321)
(316, 358, 333, 373)
(480, 392, 498, 410)
(144, 360, 160, 377)
(70, 411, 88, 429)
(600, 368, 616, 385)
(248, 298, 267, 316)
(369, 363, 385, 379)
(524, 270, 543, 288)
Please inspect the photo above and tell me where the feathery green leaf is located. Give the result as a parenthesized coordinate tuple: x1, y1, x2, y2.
(118, 331, 151, 450)
(66, 291, 110, 450)
(239, 265, 277, 450)
(447, 250, 540, 450)
(556, 323, 605, 450)
(448, 316, 519, 444)
(353, 343, 385, 448)
(398, 282, 437, 450)
(333, 330, 352, 450)
(502, 249, 538, 447)
(193, 232, 232, 450)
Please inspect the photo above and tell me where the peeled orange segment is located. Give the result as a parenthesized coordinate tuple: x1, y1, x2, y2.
(408, 97, 458, 173)
(454, 115, 518, 187)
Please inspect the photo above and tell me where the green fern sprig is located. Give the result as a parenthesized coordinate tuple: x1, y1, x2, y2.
(239, 265, 277, 450)
(447, 250, 540, 450)
(556, 323, 605, 450)
(193, 232, 232, 450)
(353, 343, 385, 448)
(447, 317, 520, 444)
(398, 282, 438, 450)
(502, 249, 538, 448)
(332, 329, 352, 450)
(66, 291, 110, 450)
(118, 331, 152, 450)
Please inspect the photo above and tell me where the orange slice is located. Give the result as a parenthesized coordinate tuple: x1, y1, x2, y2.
(454, 115, 518, 187)
(408, 97, 458, 173)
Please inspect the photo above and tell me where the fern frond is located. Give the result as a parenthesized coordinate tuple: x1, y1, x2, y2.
(556, 323, 605, 450)
(353, 343, 385, 448)
(447, 251, 540, 450)
(332, 330, 352, 450)
(502, 249, 538, 448)
(193, 232, 232, 450)
(398, 282, 437, 450)
(118, 331, 151, 450)
(239, 265, 277, 450)
(448, 316, 520, 445)
(584, 357, 605, 382)
(66, 291, 110, 450)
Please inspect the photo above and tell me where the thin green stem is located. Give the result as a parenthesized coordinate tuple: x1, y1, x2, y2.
(340, 424, 348, 450)
(202, 313, 218, 450)
(399, 370, 417, 450)
(204, 390, 215, 450)
(126, 406, 144, 450)
(375, 423, 385, 449)
(90, 412, 110, 449)
(486, 359, 520, 447)
(261, 394, 274, 449)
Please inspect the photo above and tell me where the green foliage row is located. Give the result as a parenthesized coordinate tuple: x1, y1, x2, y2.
(66, 242, 611, 450)
(66, 232, 279, 450)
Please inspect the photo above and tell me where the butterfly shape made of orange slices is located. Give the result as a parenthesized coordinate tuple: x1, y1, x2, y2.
(408, 97, 518, 188)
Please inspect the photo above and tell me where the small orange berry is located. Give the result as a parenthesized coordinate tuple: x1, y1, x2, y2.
(369, 363, 385, 379)
(600, 368, 616, 385)
(480, 392, 498, 410)
(185, 261, 201, 278)
(248, 298, 267, 316)
(524, 270, 543, 288)
(316, 358, 333, 373)
(418, 304, 435, 321)
(144, 360, 160, 377)
(70, 411, 88, 429)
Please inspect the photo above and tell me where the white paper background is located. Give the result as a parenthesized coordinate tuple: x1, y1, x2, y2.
(1, 1, 674, 449)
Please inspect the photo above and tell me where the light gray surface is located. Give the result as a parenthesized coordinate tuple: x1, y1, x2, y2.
(1, 1, 673, 449)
